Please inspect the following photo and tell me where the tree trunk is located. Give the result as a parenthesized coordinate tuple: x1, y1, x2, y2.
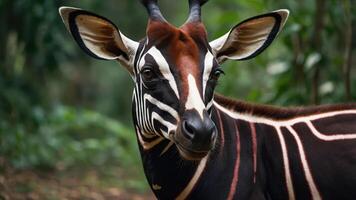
(342, 0, 353, 101)
(311, 0, 326, 105)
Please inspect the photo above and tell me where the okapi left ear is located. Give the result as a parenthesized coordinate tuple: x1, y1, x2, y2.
(59, 7, 139, 75)
(209, 10, 289, 63)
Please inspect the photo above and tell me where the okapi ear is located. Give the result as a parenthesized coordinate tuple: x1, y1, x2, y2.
(59, 7, 139, 74)
(209, 9, 289, 63)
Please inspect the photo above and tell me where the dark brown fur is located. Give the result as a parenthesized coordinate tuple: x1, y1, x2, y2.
(214, 93, 356, 120)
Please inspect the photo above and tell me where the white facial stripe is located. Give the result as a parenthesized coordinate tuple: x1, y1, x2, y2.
(135, 86, 178, 139)
(151, 112, 176, 138)
(135, 86, 153, 135)
(203, 52, 214, 97)
(139, 46, 180, 98)
(206, 99, 214, 110)
(136, 126, 164, 150)
(186, 74, 206, 119)
(140, 83, 150, 133)
(144, 94, 179, 120)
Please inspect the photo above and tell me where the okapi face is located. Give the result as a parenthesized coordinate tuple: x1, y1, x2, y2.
(59, 0, 289, 160)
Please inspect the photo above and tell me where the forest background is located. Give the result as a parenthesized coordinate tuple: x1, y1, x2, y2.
(0, 0, 355, 199)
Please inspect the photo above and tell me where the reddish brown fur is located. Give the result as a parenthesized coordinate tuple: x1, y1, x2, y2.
(170, 34, 201, 104)
(146, 20, 209, 110)
(181, 22, 208, 41)
(146, 20, 177, 44)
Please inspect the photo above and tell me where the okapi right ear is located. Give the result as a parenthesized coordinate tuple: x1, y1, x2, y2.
(209, 10, 289, 63)
(59, 7, 139, 74)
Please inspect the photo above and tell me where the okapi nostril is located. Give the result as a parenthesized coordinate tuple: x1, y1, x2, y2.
(183, 121, 195, 139)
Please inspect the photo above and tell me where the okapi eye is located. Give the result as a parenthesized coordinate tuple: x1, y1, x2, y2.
(141, 68, 156, 81)
(140, 67, 160, 89)
(210, 69, 225, 81)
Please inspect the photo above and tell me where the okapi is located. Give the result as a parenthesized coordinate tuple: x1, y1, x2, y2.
(59, 0, 356, 199)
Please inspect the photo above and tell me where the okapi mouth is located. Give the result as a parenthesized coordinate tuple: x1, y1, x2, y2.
(172, 126, 211, 161)
(175, 142, 209, 161)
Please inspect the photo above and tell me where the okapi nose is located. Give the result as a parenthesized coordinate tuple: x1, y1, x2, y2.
(181, 112, 217, 150)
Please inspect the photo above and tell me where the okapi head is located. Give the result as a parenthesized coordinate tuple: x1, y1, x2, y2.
(59, 0, 289, 160)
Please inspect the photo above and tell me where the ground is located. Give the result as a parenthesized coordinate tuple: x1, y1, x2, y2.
(0, 164, 155, 200)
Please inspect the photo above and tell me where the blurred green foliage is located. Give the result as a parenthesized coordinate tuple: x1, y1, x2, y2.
(1, 105, 138, 169)
(0, 0, 355, 188)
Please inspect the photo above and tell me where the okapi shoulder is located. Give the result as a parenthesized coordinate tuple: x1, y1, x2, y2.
(214, 93, 356, 120)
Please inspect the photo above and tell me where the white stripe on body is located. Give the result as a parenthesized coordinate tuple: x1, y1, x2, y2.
(276, 127, 296, 200)
(306, 121, 356, 140)
(176, 155, 209, 200)
(287, 126, 321, 200)
(214, 102, 356, 129)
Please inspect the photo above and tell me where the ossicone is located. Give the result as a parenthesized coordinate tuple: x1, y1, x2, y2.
(139, 0, 166, 22)
(185, 0, 210, 23)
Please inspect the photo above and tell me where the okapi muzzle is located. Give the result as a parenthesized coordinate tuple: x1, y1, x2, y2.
(175, 109, 217, 160)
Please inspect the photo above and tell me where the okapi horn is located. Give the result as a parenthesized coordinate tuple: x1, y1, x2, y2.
(186, 0, 209, 23)
(140, 0, 166, 22)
